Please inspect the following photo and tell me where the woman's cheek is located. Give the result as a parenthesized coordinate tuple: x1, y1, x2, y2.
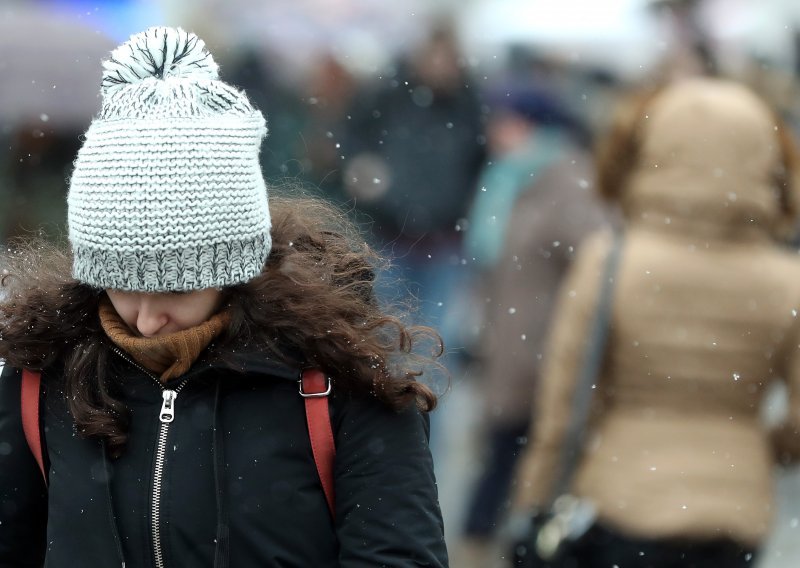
(114, 303, 138, 329)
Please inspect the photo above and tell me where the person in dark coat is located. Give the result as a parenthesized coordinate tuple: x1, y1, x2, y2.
(0, 27, 448, 568)
(340, 23, 485, 342)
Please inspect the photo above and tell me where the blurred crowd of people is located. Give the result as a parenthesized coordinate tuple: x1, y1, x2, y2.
(5, 1, 800, 567)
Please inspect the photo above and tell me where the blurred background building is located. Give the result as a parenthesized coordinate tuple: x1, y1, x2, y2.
(2, 0, 800, 566)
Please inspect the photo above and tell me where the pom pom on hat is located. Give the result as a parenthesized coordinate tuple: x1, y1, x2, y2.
(101, 27, 219, 95)
(96, 27, 255, 121)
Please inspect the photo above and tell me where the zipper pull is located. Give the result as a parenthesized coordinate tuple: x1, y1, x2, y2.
(159, 390, 177, 423)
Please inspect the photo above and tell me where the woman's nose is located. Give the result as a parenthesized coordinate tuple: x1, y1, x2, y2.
(136, 299, 168, 337)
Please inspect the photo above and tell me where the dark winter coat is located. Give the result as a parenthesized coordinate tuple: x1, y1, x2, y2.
(343, 62, 484, 240)
(0, 351, 448, 567)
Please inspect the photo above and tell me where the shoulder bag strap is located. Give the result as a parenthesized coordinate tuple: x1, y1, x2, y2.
(300, 369, 336, 518)
(547, 232, 623, 504)
(21, 369, 47, 485)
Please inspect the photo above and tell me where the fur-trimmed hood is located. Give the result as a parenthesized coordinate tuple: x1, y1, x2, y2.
(622, 78, 796, 240)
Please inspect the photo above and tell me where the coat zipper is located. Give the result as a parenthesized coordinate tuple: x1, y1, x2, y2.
(112, 348, 188, 568)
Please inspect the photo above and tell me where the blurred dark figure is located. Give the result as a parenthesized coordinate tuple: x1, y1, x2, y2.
(1, 125, 81, 241)
(453, 85, 611, 567)
(0, 6, 114, 242)
(513, 78, 800, 567)
(649, 0, 719, 77)
(224, 46, 308, 180)
(299, 53, 357, 197)
(342, 23, 484, 334)
(795, 29, 800, 79)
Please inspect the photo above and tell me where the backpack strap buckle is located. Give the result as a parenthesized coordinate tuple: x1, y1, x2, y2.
(298, 372, 332, 398)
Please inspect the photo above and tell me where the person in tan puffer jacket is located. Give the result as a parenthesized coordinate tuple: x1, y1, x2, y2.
(513, 77, 800, 567)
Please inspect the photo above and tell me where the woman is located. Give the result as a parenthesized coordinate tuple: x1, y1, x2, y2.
(513, 78, 800, 567)
(457, 84, 610, 566)
(0, 27, 448, 567)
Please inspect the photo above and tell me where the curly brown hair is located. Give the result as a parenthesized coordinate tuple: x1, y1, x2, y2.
(0, 195, 442, 457)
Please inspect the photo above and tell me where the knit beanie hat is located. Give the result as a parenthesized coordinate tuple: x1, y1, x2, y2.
(68, 26, 271, 292)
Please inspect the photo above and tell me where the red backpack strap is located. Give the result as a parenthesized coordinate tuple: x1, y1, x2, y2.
(21, 369, 47, 485)
(299, 369, 335, 518)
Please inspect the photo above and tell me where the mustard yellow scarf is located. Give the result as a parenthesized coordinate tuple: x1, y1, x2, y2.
(99, 296, 230, 383)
